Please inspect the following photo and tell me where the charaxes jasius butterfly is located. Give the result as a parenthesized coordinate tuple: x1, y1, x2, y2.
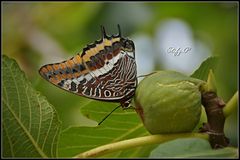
(39, 25, 137, 109)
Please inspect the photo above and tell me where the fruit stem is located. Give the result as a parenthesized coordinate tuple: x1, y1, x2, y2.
(74, 133, 208, 158)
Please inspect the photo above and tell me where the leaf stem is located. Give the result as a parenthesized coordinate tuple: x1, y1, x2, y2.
(74, 133, 208, 158)
(223, 91, 238, 117)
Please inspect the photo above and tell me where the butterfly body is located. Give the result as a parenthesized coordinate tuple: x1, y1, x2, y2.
(39, 25, 137, 108)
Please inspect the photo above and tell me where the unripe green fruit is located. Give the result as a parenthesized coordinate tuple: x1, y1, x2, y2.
(134, 71, 205, 134)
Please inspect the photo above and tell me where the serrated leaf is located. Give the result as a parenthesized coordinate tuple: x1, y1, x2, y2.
(2, 55, 61, 158)
(58, 100, 155, 158)
(191, 57, 219, 81)
(149, 138, 237, 158)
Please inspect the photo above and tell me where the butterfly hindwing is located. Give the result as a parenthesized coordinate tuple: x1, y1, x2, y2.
(39, 25, 137, 107)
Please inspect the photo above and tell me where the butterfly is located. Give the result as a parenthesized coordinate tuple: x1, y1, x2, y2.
(39, 25, 137, 108)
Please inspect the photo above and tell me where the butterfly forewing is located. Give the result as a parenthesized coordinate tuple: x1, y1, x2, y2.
(39, 25, 137, 108)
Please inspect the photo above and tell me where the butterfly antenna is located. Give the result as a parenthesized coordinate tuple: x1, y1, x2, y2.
(137, 71, 158, 79)
(98, 105, 121, 125)
(101, 25, 107, 39)
(117, 24, 121, 37)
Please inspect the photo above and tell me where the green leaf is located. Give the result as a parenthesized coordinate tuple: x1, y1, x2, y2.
(191, 57, 219, 81)
(149, 138, 237, 158)
(2, 55, 61, 158)
(58, 100, 155, 158)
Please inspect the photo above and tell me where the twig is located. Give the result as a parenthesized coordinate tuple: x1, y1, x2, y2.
(201, 91, 229, 148)
(74, 133, 208, 158)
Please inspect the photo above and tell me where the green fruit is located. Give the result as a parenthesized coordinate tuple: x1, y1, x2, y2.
(134, 71, 205, 134)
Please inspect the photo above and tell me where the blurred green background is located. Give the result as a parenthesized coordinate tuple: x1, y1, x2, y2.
(2, 2, 238, 146)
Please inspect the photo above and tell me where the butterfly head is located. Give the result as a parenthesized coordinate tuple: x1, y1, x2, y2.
(121, 38, 135, 52)
(119, 38, 135, 59)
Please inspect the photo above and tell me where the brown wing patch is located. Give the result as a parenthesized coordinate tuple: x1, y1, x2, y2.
(82, 37, 120, 62)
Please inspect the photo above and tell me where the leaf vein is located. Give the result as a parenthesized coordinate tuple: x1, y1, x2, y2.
(41, 96, 54, 154)
(9, 62, 22, 120)
(2, 123, 15, 156)
(74, 134, 114, 140)
(36, 94, 42, 146)
(3, 98, 48, 158)
(112, 123, 143, 142)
